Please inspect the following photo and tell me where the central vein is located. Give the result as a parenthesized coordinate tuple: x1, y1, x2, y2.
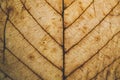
(62, 0, 65, 80)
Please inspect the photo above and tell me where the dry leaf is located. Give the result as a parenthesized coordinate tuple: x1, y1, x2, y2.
(0, 0, 120, 80)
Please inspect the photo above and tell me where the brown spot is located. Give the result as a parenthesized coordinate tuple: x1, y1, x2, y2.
(78, 2, 82, 4)
(28, 7, 31, 11)
(51, 48, 57, 53)
(80, 16, 84, 20)
(103, 11, 106, 16)
(54, 12, 57, 15)
(28, 54, 35, 60)
(65, 13, 69, 16)
(95, 36, 101, 41)
(104, 55, 110, 59)
(52, 18, 56, 20)
(36, 3, 39, 7)
(7, 6, 14, 13)
(43, 47, 47, 51)
(39, 17, 42, 19)
(59, 18, 62, 21)
(81, 26, 88, 33)
(22, 6, 25, 11)
(43, 41, 46, 44)
(45, 26, 49, 31)
(89, 14, 94, 18)
(64, 21, 68, 26)
(59, 66, 62, 69)
(64, 4, 67, 9)
(20, 15, 25, 19)
(83, 26, 87, 30)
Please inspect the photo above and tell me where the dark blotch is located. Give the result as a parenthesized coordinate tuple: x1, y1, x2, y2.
(28, 54, 35, 61)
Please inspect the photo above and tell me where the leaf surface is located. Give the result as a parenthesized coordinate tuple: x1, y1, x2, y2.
(0, 0, 120, 80)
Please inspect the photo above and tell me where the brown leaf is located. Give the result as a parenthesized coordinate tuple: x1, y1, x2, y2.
(0, 0, 120, 80)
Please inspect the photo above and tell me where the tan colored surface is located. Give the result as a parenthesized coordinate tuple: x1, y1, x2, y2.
(0, 0, 120, 80)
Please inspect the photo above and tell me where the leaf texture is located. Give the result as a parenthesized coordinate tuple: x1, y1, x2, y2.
(0, 0, 120, 80)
